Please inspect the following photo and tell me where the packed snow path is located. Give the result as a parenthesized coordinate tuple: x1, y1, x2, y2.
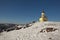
(0, 21, 60, 40)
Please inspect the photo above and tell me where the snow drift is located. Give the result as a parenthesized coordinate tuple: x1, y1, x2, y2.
(0, 21, 60, 40)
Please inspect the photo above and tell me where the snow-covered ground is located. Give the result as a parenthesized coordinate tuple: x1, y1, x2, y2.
(0, 21, 60, 40)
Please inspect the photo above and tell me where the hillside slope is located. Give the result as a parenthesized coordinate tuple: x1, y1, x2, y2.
(0, 21, 60, 40)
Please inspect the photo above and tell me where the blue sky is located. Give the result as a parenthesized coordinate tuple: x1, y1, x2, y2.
(0, 0, 60, 24)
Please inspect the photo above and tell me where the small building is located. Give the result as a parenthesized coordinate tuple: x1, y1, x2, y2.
(39, 10, 48, 22)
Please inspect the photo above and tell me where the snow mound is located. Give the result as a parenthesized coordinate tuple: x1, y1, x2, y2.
(0, 21, 60, 40)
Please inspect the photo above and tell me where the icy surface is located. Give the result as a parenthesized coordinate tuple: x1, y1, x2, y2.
(0, 21, 60, 40)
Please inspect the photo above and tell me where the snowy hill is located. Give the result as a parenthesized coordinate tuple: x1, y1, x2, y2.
(0, 21, 60, 40)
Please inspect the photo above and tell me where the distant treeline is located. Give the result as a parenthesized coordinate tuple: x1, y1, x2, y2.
(0, 24, 16, 33)
(0, 21, 36, 33)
